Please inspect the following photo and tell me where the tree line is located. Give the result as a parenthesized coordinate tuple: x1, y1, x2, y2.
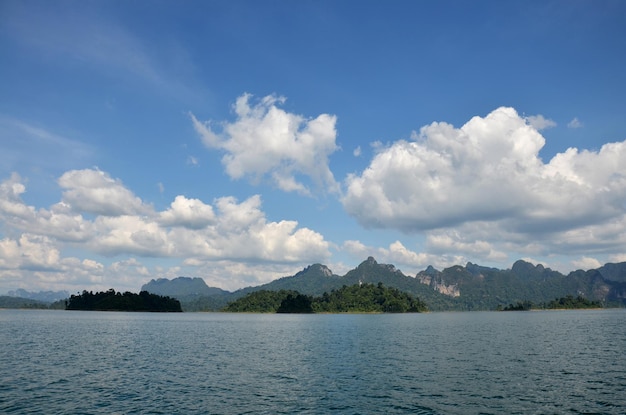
(223, 283, 428, 313)
(66, 289, 182, 312)
(498, 294, 603, 311)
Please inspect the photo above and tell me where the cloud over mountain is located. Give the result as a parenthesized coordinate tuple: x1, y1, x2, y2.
(342, 107, 626, 259)
(0, 169, 332, 291)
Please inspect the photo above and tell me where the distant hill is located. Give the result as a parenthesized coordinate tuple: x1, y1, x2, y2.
(0, 296, 49, 309)
(6, 289, 69, 303)
(142, 277, 228, 298)
(142, 257, 626, 311)
(416, 259, 623, 310)
(597, 262, 626, 283)
(233, 264, 341, 297)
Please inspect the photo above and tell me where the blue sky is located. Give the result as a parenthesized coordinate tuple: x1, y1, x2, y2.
(1, 0, 626, 293)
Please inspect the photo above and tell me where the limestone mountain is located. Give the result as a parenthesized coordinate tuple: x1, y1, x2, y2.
(142, 277, 228, 299)
(142, 258, 626, 311)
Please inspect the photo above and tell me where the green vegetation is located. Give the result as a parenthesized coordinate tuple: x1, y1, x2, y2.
(497, 295, 603, 311)
(499, 301, 533, 311)
(66, 289, 182, 312)
(545, 295, 602, 309)
(222, 290, 298, 312)
(135, 257, 626, 312)
(314, 283, 427, 313)
(0, 296, 49, 309)
(277, 293, 314, 313)
(223, 283, 428, 313)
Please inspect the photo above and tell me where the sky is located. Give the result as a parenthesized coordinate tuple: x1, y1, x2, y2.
(1, 0, 626, 294)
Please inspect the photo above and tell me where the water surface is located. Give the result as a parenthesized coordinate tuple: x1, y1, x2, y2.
(1, 309, 624, 414)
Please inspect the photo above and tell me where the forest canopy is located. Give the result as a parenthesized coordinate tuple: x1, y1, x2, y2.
(66, 289, 182, 312)
(498, 295, 603, 311)
(223, 283, 428, 313)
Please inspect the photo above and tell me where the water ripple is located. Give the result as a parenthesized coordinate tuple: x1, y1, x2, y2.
(1, 309, 625, 414)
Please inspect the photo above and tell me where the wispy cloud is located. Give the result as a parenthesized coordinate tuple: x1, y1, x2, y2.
(0, 117, 93, 173)
(568, 117, 583, 128)
(2, 2, 201, 102)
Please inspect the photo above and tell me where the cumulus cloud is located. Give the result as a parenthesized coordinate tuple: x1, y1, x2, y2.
(425, 230, 509, 261)
(341, 239, 465, 275)
(525, 114, 556, 130)
(571, 256, 602, 270)
(0, 173, 35, 220)
(191, 93, 339, 195)
(164, 195, 330, 262)
(343, 107, 546, 230)
(342, 107, 626, 261)
(0, 168, 332, 291)
(2, 169, 330, 263)
(0, 234, 61, 271)
(58, 169, 148, 216)
(158, 195, 215, 229)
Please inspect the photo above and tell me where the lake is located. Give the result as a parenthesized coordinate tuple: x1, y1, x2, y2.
(1, 309, 625, 414)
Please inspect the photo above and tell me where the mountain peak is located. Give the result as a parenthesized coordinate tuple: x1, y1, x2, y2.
(424, 265, 439, 275)
(365, 256, 377, 265)
(141, 276, 227, 298)
(297, 263, 334, 277)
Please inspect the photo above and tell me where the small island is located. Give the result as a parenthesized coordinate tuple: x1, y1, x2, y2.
(223, 283, 428, 313)
(498, 294, 603, 311)
(66, 289, 182, 312)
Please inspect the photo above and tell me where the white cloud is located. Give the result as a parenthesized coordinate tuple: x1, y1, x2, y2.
(0, 234, 61, 271)
(58, 169, 149, 216)
(568, 117, 583, 128)
(526, 114, 556, 130)
(0, 173, 35, 220)
(341, 239, 465, 275)
(343, 107, 546, 230)
(158, 195, 215, 229)
(571, 256, 602, 270)
(353, 146, 362, 157)
(180, 260, 312, 291)
(89, 215, 172, 257)
(191, 93, 340, 195)
(609, 254, 626, 263)
(426, 230, 509, 261)
(0, 169, 332, 292)
(342, 107, 626, 261)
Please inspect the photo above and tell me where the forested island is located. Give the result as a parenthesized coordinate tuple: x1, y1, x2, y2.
(498, 295, 603, 311)
(65, 289, 182, 312)
(223, 283, 428, 313)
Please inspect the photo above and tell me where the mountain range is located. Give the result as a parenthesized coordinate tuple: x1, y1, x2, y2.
(141, 257, 626, 311)
(6, 289, 70, 303)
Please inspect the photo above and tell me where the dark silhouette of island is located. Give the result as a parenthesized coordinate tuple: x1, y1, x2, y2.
(66, 289, 182, 312)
